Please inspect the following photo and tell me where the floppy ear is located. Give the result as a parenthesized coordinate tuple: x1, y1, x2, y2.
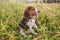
(24, 9, 30, 18)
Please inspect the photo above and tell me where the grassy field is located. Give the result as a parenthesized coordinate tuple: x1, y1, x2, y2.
(0, 3, 60, 40)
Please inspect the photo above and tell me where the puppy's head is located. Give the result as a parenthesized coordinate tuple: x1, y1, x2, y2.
(24, 6, 39, 19)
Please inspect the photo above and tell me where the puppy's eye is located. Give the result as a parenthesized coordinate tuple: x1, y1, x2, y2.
(32, 8, 35, 10)
(29, 8, 31, 10)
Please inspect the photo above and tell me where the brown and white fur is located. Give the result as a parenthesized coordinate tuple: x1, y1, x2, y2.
(17, 6, 39, 37)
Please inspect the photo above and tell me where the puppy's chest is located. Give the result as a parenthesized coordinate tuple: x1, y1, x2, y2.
(19, 18, 35, 29)
(27, 19, 35, 27)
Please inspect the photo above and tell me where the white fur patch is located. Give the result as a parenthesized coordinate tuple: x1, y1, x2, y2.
(27, 19, 35, 28)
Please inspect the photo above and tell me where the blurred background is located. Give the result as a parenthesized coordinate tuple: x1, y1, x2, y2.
(0, 0, 60, 40)
(0, 0, 60, 3)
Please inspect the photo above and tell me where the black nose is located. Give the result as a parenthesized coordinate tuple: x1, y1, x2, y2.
(38, 11, 40, 13)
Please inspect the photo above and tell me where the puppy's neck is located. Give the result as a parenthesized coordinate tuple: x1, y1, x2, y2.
(24, 16, 34, 19)
(29, 19, 35, 22)
(23, 16, 35, 22)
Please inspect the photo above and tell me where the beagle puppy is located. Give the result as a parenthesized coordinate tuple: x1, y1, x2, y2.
(17, 6, 40, 37)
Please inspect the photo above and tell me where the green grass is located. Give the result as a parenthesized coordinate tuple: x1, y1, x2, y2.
(0, 3, 60, 40)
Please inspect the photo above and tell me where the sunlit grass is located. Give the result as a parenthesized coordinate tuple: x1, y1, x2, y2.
(0, 3, 60, 40)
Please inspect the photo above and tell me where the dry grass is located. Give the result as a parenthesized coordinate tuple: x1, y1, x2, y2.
(0, 2, 60, 40)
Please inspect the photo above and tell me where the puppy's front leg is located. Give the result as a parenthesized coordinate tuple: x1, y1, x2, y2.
(33, 22, 40, 33)
(26, 19, 37, 35)
(33, 21, 38, 29)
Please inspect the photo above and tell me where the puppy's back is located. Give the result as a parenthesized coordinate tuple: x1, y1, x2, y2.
(19, 17, 29, 30)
